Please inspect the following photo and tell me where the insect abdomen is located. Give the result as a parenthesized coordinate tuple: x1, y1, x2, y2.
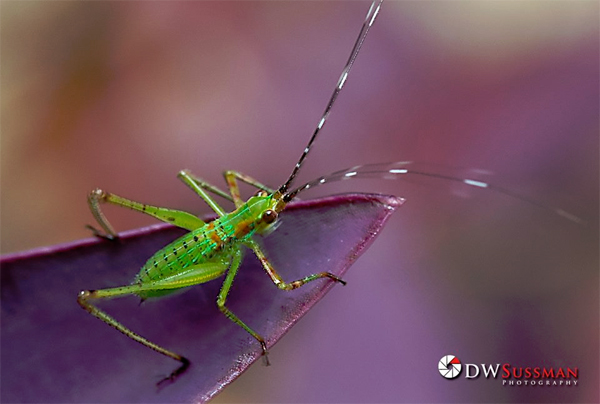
(135, 208, 257, 285)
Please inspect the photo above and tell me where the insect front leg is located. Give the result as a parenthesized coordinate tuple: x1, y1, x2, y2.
(245, 239, 347, 290)
(177, 170, 229, 216)
(177, 169, 234, 202)
(216, 247, 270, 364)
(223, 170, 276, 208)
(87, 189, 205, 239)
(77, 285, 189, 387)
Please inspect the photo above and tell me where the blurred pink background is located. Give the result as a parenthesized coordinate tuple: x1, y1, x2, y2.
(2, 1, 598, 402)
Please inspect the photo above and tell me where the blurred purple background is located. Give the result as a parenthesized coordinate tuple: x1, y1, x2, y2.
(1, 1, 598, 403)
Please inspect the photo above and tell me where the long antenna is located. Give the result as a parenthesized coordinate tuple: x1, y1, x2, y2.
(278, 0, 383, 201)
(286, 161, 584, 224)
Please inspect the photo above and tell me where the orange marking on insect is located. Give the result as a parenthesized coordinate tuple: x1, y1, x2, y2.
(200, 222, 222, 247)
(209, 232, 225, 248)
(78, 0, 385, 388)
(233, 219, 253, 238)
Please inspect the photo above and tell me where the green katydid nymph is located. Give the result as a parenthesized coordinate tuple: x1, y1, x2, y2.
(78, 0, 581, 388)
(79, 0, 384, 386)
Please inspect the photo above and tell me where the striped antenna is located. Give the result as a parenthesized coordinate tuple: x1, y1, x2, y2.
(287, 161, 584, 224)
(279, 0, 383, 200)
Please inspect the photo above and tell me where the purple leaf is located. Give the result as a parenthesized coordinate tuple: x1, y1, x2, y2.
(1, 193, 402, 403)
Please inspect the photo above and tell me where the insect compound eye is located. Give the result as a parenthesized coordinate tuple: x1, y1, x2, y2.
(255, 190, 269, 197)
(261, 209, 277, 224)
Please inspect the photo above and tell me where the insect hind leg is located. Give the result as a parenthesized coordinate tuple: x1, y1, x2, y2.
(77, 286, 190, 387)
(87, 189, 205, 239)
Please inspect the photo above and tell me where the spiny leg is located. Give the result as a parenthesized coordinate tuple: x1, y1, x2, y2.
(177, 170, 232, 217)
(178, 169, 275, 209)
(223, 170, 276, 208)
(216, 248, 270, 364)
(245, 238, 346, 290)
(87, 189, 205, 239)
(88, 168, 233, 239)
(77, 285, 189, 387)
(178, 170, 234, 203)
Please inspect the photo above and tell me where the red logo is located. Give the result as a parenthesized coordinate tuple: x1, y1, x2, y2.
(439, 355, 462, 379)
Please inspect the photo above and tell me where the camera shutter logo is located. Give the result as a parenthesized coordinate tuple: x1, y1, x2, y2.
(439, 355, 462, 379)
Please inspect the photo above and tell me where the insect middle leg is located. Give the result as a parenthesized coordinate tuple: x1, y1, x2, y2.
(216, 247, 271, 364)
(244, 238, 347, 290)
